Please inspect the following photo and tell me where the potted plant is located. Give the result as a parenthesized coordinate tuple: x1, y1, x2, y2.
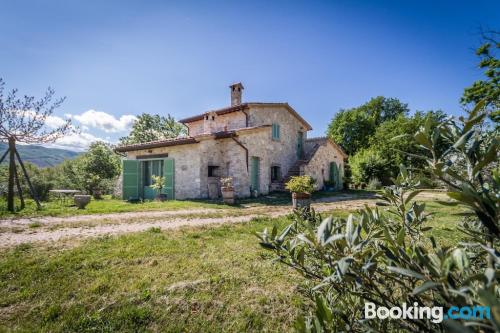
(220, 177, 235, 204)
(151, 175, 168, 201)
(285, 175, 315, 210)
(74, 195, 91, 209)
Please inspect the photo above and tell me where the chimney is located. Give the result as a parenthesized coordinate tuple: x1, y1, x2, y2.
(230, 82, 244, 106)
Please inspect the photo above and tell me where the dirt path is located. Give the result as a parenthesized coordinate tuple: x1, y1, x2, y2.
(0, 193, 383, 247)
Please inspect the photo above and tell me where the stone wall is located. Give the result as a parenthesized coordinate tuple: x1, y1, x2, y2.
(186, 112, 247, 136)
(124, 143, 202, 200)
(303, 140, 345, 190)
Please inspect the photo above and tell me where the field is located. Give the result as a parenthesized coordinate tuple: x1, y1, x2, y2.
(0, 192, 467, 332)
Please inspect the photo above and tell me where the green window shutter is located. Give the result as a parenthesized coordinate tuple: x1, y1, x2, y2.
(163, 159, 175, 200)
(272, 123, 280, 140)
(329, 162, 339, 189)
(122, 160, 140, 200)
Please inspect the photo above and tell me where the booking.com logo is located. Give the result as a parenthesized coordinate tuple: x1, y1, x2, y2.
(365, 302, 491, 323)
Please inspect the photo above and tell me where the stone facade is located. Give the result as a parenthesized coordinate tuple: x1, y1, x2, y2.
(303, 138, 346, 190)
(118, 83, 346, 200)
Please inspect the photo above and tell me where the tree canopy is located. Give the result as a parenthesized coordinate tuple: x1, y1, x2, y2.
(119, 113, 186, 145)
(326, 96, 409, 155)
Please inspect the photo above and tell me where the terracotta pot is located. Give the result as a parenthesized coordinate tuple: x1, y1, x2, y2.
(292, 192, 311, 210)
(221, 187, 235, 204)
(155, 193, 168, 202)
(74, 195, 91, 209)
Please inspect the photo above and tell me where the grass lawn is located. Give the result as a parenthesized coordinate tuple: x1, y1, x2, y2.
(0, 191, 365, 219)
(0, 198, 468, 332)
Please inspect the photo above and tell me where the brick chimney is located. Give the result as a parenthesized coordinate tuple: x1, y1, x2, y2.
(230, 82, 244, 106)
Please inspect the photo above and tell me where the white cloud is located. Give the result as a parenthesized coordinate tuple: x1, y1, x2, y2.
(73, 110, 136, 133)
(48, 131, 108, 151)
(45, 114, 69, 129)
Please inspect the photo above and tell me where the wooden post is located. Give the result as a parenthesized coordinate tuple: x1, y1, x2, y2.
(7, 137, 15, 212)
(14, 168, 25, 209)
(15, 149, 41, 209)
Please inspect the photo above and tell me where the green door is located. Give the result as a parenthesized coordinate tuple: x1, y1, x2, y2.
(163, 159, 175, 200)
(122, 160, 140, 200)
(297, 131, 304, 159)
(250, 157, 260, 194)
(330, 162, 339, 190)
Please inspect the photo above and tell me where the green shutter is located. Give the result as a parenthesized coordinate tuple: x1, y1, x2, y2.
(330, 162, 339, 190)
(122, 160, 140, 200)
(163, 159, 175, 200)
(272, 123, 280, 140)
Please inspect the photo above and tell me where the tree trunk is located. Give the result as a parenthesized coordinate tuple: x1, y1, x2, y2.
(7, 137, 15, 212)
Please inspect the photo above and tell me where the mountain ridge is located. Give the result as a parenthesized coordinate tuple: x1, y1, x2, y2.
(0, 143, 81, 168)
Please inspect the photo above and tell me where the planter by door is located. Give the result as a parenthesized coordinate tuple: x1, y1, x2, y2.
(292, 192, 311, 210)
(221, 187, 235, 204)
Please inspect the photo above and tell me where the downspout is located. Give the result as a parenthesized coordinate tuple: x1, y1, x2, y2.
(231, 135, 249, 171)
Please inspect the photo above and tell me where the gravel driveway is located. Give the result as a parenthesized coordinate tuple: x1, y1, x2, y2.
(0, 193, 381, 247)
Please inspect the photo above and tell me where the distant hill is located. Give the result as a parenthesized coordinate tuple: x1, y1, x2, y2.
(0, 143, 81, 168)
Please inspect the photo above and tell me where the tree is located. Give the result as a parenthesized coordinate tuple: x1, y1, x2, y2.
(258, 104, 499, 332)
(368, 111, 447, 179)
(119, 113, 186, 145)
(461, 30, 499, 115)
(348, 147, 388, 185)
(0, 78, 72, 211)
(79, 142, 121, 196)
(327, 96, 409, 155)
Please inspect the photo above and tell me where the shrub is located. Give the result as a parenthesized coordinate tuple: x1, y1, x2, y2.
(285, 176, 315, 194)
(366, 177, 382, 190)
(349, 148, 388, 185)
(258, 103, 499, 332)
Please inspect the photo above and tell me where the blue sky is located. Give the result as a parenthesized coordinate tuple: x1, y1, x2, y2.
(0, 0, 498, 150)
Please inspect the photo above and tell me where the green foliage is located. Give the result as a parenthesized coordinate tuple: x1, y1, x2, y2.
(285, 176, 316, 194)
(77, 142, 121, 194)
(119, 113, 187, 145)
(150, 175, 165, 194)
(349, 148, 388, 185)
(366, 177, 382, 190)
(327, 96, 409, 155)
(259, 106, 499, 332)
(461, 31, 499, 116)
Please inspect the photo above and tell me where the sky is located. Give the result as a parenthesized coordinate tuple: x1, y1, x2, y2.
(0, 0, 498, 151)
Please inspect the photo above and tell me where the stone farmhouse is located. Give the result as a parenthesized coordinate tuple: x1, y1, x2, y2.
(115, 83, 347, 200)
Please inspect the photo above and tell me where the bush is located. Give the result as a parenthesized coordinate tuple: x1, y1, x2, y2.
(258, 104, 499, 332)
(349, 148, 388, 185)
(285, 176, 315, 194)
(366, 177, 382, 190)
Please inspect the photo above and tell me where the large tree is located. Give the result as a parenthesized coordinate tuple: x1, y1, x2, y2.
(119, 113, 186, 145)
(461, 30, 499, 115)
(326, 96, 409, 155)
(0, 78, 72, 211)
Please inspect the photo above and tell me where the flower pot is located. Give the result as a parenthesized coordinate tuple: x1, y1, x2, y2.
(155, 193, 168, 202)
(74, 195, 91, 209)
(92, 189, 102, 200)
(221, 187, 235, 204)
(292, 192, 311, 210)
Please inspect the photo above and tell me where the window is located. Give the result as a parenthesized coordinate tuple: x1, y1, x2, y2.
(271, 166, 281, 181)
(143, 160, 164, 186)
(208, 165, 220, 177)
(272, 123, 280, 140)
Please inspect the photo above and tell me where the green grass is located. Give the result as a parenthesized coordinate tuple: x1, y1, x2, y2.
(0, 199, 469, 332)
(0, 191, 362, 219)
(0, 217, 309, 332)
(0, 195, 231, 219)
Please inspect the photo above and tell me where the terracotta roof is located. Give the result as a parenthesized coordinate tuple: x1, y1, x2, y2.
(306, 136, 348, 159)
(115, 137, 198, 152)
(178, 102, 313, 131)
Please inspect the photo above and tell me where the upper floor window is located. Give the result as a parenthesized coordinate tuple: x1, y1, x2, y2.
(272, 123, 280, 140)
